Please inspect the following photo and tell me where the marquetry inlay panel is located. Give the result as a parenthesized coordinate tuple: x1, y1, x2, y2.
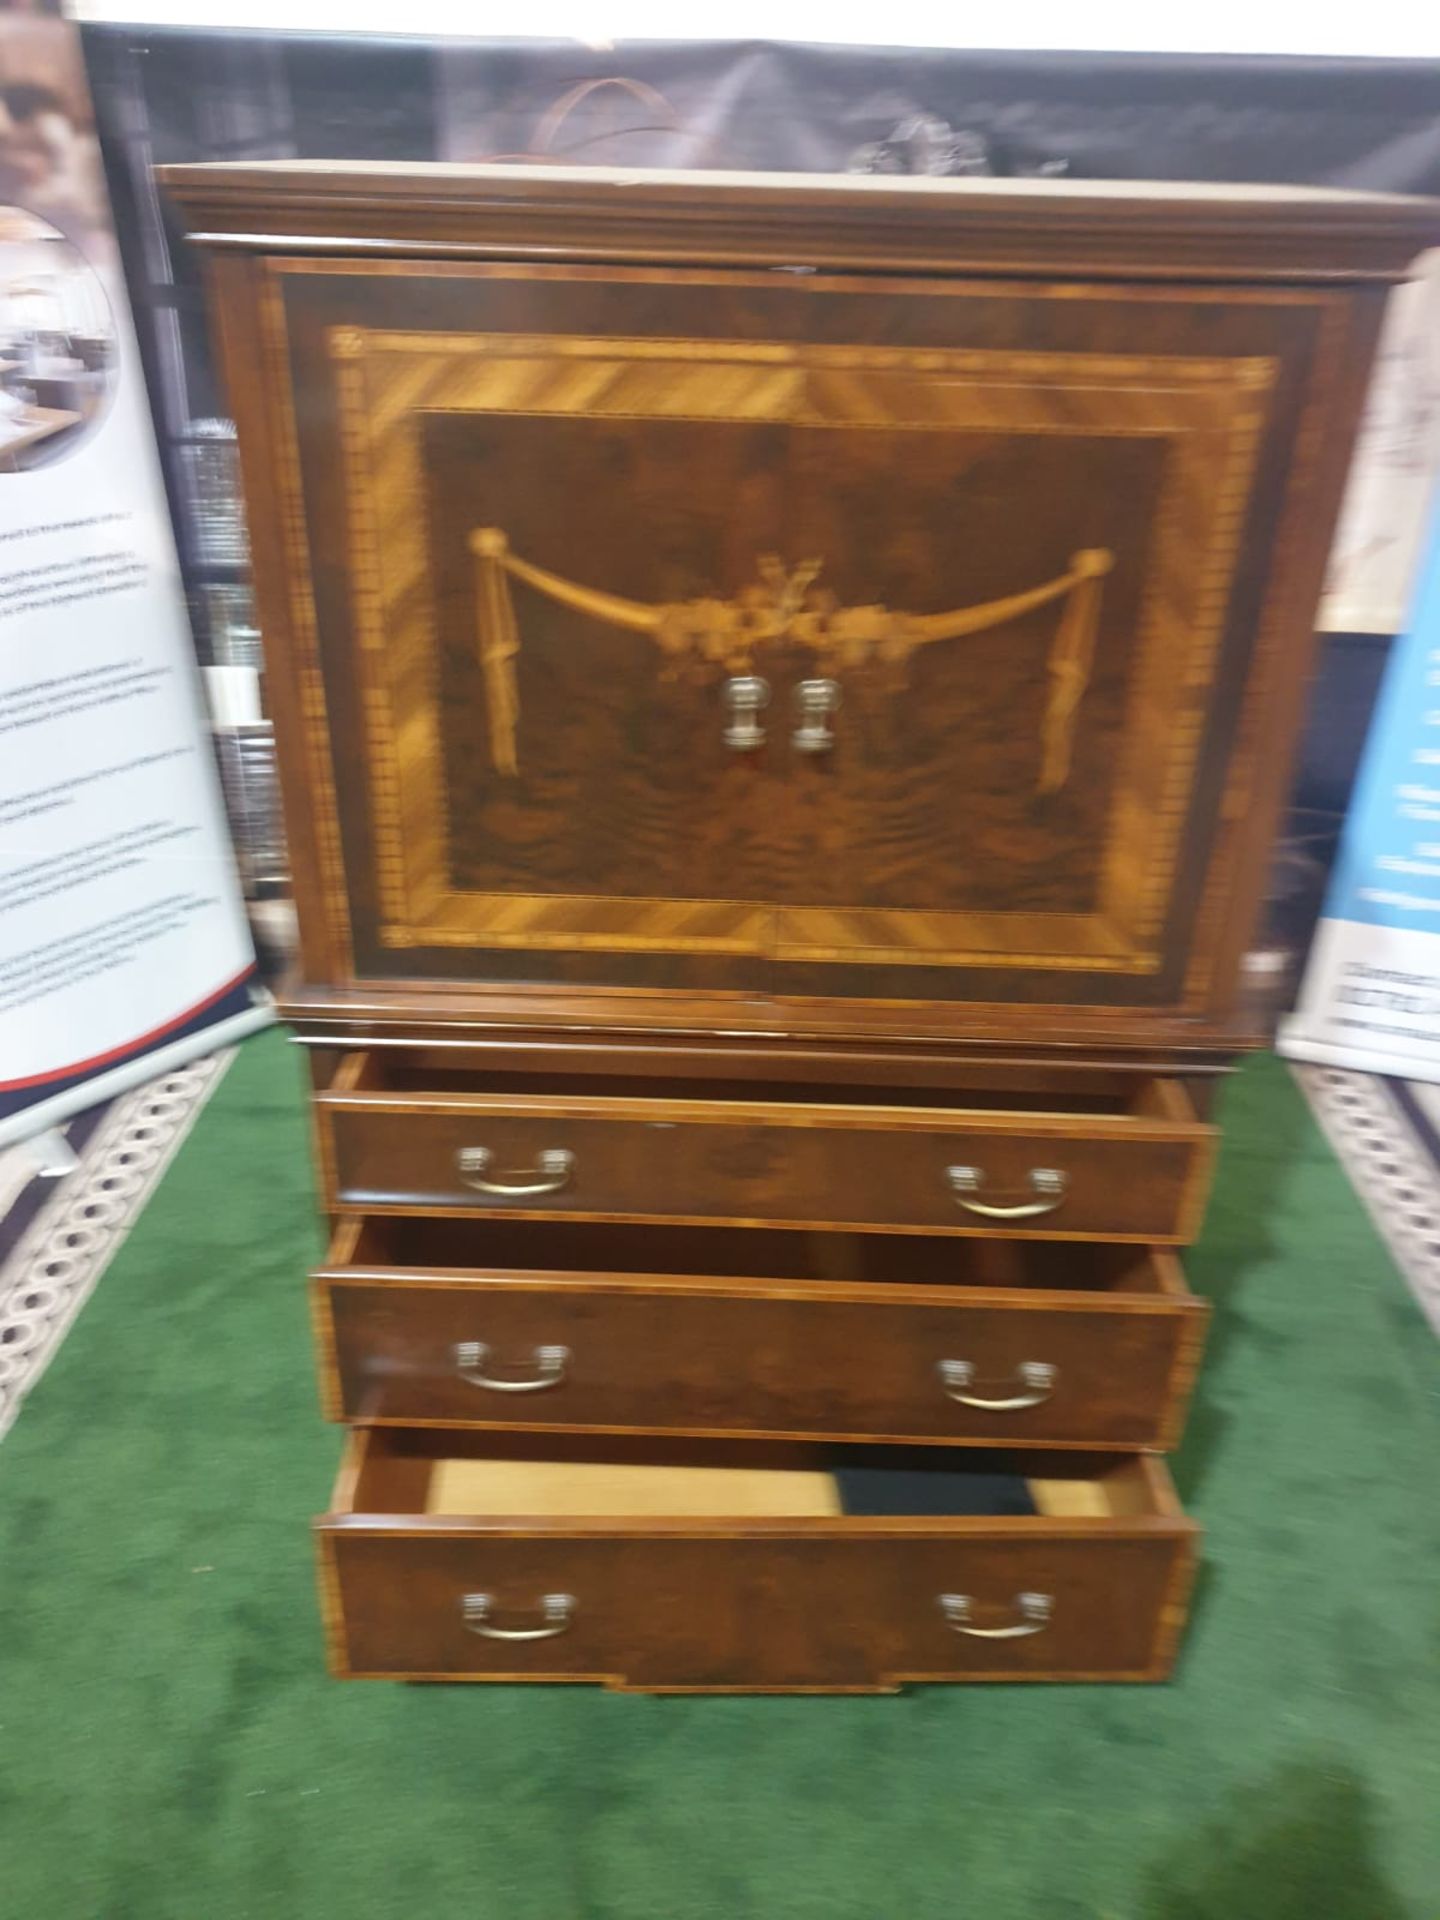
(324, 323, 1271, 973)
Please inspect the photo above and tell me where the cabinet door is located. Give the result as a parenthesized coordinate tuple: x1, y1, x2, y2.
(264, 260, 1351, 1016)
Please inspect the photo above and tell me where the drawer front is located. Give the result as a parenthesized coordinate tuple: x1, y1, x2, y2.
(321, 1527, 1192, 1689)
(318, 1274, 1205, 1449)
(319, 1089, 1213, 1243)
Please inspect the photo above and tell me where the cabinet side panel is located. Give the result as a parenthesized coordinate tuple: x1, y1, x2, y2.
(1188, 287, 1391, 1014)
(205, 250, 352, 982)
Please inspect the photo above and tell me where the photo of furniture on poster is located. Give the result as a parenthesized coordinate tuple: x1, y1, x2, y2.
(0, 204, 113, 472)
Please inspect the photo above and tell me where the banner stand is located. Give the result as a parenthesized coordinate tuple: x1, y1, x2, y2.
(0, 996, 272, 1152)
(1280, 494, 1440, 1080)
(1, 12, 267, 1146)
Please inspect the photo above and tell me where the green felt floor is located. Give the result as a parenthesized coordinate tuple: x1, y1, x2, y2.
(2, 1035, 1439, 1919)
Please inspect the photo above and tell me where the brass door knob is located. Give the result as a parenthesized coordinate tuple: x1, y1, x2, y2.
(723, 674, 770, 751)
(792, 676, 841, 753)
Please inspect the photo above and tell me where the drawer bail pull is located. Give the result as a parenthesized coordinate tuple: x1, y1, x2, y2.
(938, 1592, 1053, 1640)
(462, 1592, 575, 1642)
(454, 1341, 570, 1393)
(945, 1165, 1067, 1219)
(456, 1146, 575, 1197)
(938, 1359, 1057, 1411)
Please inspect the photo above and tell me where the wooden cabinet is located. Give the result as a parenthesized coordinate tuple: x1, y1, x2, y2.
(164, 160, 1440, 1691)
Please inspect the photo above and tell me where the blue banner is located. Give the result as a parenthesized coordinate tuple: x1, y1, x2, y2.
(1281, 493, 1440, 1074)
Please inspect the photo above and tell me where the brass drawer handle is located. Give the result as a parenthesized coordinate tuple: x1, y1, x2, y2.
(454, 1341, 570, 1393)
(462, 1592, 575, 1641)
(456, 1146, 575, 1197)
(946, 1165, 1067, 1219)
(939, 1592, 1053, 1640)
(938, 1359, 1057, 1411)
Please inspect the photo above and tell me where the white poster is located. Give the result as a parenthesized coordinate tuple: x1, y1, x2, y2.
(1320, 248, 1440, 636)
(0, 9, 266, 1147)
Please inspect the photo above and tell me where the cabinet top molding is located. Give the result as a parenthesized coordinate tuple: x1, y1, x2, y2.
(158, 160, 1440, 284)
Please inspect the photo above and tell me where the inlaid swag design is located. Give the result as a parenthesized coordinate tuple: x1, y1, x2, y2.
(470, 526, 1114, 792)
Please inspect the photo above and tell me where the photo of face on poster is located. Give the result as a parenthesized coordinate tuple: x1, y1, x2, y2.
(0, 13, 120, 469)
(0, 7, 113, 265)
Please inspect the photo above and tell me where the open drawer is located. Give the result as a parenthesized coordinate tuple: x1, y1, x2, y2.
(314, 1054, 1216, 1244)
(313, 1217, 1207, 1450)
(317, 1430, 1198, 1691)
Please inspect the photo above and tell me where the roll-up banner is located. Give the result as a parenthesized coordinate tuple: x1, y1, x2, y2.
(0, 8, 266, 1149)
(1280, 498, 1440, 1078)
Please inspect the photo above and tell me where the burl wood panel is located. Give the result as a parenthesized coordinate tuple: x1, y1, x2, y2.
(421, 408, 1160, 918)
(315, 1249, 1206, 1449)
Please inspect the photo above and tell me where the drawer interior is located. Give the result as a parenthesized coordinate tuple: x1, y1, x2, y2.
(335, 1052, 1190, 1122)
(331, 1215, 1186, 1298)
(337, 1429, 1179, 1523)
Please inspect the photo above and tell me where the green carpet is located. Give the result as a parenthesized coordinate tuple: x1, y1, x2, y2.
(2, 1035, 1438, 1920)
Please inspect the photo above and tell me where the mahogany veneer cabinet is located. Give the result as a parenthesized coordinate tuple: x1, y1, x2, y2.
(164, 161, 1440, 1692)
